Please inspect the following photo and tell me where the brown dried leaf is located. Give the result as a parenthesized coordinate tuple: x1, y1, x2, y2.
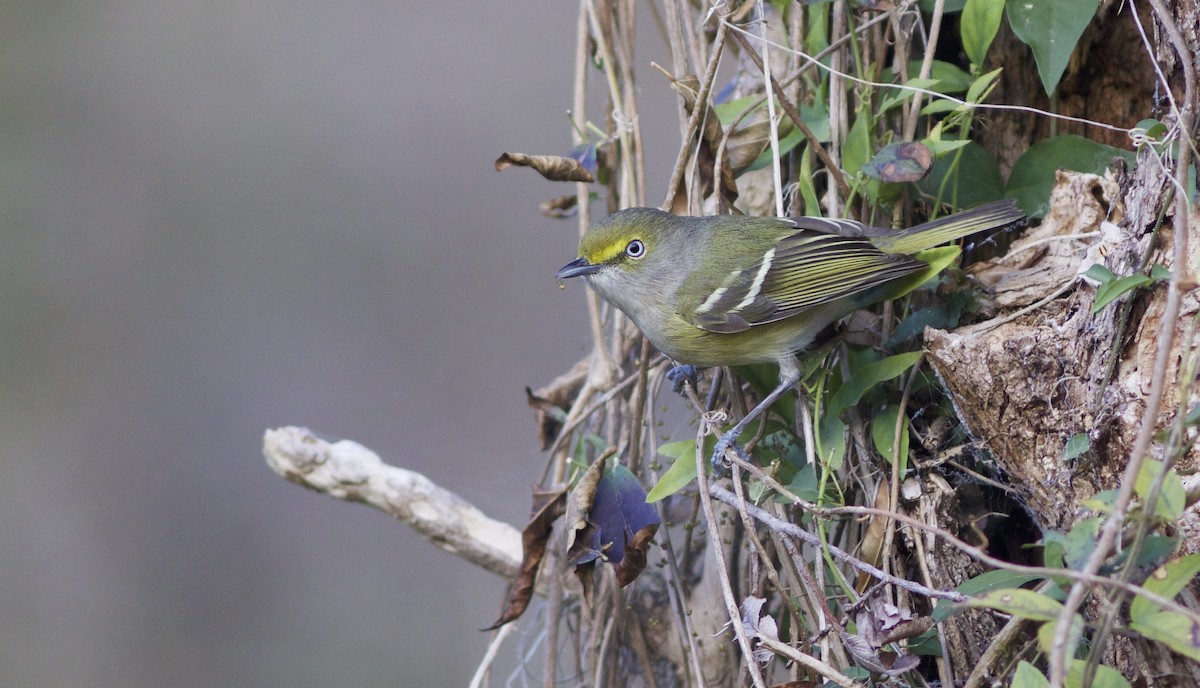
(539, 194, 578, 218)
(483, 486, 568, 630)
(494, 151, 594, 183)
(614, 518, 658, 587)
(842, 594, 926, 677)
(855, 485, 891, 591)
(564, 456, 606, 554)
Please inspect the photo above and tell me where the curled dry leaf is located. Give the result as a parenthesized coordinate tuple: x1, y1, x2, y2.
(483, 485, 568, 630)
(494, 151, 594, 183)
(539, 194, 578, 219)
(564, 456, 606, 554)
(840, 594, 926, 677)
(740, 596, 779, 665)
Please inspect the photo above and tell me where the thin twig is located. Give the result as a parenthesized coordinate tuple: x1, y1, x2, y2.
(694, 423, 770, 688)
(755, 632, 866, 688)
(662, 17, 729, 211)
(709, 484, 965, 601)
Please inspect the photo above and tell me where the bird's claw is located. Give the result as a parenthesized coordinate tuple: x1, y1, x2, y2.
(666, 364, 701, 395)
(709, 429, 740, 475)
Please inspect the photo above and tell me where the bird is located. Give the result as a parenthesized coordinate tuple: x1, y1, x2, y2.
(557, 199, 1024, 464)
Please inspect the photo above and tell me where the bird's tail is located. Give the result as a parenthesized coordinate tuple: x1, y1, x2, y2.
(872, 199, 1026, 255)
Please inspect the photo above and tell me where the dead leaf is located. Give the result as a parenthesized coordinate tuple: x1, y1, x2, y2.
(565, 455, 607, 554)
(483, 485, 568, 630)
(495, 151, 594, 183)
(840, 594, 927, 677)
(539, 194, 578, 218)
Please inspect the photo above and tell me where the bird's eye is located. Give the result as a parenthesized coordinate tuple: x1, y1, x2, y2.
(625, 239, 645, 259)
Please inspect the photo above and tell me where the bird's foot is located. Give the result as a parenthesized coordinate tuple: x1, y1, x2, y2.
(709, 426, 750, 474)
(666, 364, 701, 395)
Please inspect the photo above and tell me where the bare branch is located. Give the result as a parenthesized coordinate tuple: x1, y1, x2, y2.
(263, 426, 522, 579)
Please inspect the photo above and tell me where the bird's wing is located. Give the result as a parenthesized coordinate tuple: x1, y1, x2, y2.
(684, 229, 925, 334)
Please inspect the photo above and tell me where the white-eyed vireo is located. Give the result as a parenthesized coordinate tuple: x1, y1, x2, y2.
(558, 200, 1022, 383)
(557, 200, 1023, 463)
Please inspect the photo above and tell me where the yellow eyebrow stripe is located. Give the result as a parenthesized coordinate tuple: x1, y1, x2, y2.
(586, 238, 632, 264)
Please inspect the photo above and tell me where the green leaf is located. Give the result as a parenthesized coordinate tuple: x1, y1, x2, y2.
(1129, 611, 1200, 661)
(907, 628, 943, 656)
(966, 67, 1004, 104)
(1062, 433, 1090, 461)
(1006, 0, 1102, 95)
(796, 144, 821, 215)
(782, 464, 821, 503)
(1037, 613, 1084, 656)
(887, 305, 954, 346)
(960, 569, 1045, 596)
(1007, 135, 1136, 217)
(1013, 661, 1050, 688)
(1042, 533, 1067, 569)
(843, 112, 873, 178)
(962, 0, 1005, 66)
(967, 588, 1063, 621)
(1066, 660, 1132, 688)
(828, 352, 923, 412)
(882, 60, 974, 94)
(646, 440, 698, 502)
(1130, 535, 1179, 569)
(919, 141, 1006, 208)
(881, 78, 941, 113)
(1080, 488, 1118, 512)
(713, 95, 764, 126)
(1063, 516, 1100, 570)
(933, 569, 1044, 621)
(919, 60, 974, 93)
(1092, 274, 1152, 313)
(920, 99, 964, 116)
(1150, 263, 1172, 281)
(871, 405, 910, 467)
(1084, 263, 1116, 283)
(924, 138, 973, 157)
(1135, 459, 1186, 520)
(817, 412, 846, 470)
(1135, 117, 1169, 142)
(747, 127, 804, 172)
(1130, 554, 1200, 623)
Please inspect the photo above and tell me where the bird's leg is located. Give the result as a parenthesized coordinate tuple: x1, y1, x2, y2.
(666, 364, 701, 395)
(710, 373, 799, 470)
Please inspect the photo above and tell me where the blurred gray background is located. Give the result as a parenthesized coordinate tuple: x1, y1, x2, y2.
(0, 2, 675, 686)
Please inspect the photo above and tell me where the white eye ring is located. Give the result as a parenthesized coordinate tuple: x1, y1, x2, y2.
(625, 239, 645, 259)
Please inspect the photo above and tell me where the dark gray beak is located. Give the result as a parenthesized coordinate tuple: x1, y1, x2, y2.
(556, 257, 601, 280)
